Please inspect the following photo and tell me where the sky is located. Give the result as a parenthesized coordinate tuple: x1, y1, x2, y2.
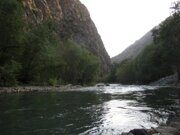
(80, 0, 175, 57)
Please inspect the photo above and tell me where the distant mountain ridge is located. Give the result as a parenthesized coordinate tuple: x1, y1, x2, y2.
(112, 30, 153, 63)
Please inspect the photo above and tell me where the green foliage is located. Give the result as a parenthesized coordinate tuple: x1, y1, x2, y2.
(109, 5, 180, 84)
(115, 59, 134, 84)
(20, 20, 62, 84)
(105, 64, 119, 83)
(60, 40, 100, 84)
(0, 0, 23, 86)
(49, 78, 58, 86)
(19, 23, 100, 85)
(0, 60, 21, 86)
(0, 1, 100, 86)
(152, 4, 180, 76)
(110, 44, 172, 84)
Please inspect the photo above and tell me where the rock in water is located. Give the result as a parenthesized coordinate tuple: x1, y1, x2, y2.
(22, 0, 111, 72)
(129, 129, 149, 135)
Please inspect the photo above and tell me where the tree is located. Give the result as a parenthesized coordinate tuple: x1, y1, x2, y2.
(0, 0, 24, 86)
(60, 40, 100, 84)
(0, 0, 101, 86)
(20, 20, 63, 85)
(152, 4, 180, 75)
(171, 1, 180, 14)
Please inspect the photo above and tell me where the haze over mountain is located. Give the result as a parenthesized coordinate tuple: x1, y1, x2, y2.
(111, 30, 153, 63)
(80, 0, 174, 57)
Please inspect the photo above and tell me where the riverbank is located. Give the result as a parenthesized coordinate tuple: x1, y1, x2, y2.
(0, 85, 82, 93)
(122, 117, 180, 135)
(0, 85, 179, 134)
(1, 84, 180, 94)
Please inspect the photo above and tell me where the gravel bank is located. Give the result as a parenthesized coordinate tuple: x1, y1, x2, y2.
(0, 85, 82, 93)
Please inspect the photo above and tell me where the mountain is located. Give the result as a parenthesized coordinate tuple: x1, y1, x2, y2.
(22, 0, 111, 72)
(111, 31, 153, 63)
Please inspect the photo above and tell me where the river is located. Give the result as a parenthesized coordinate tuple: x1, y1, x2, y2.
(0, 84, 180, 135)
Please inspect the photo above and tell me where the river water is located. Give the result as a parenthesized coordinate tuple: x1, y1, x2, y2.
(0, 85, 180, 135)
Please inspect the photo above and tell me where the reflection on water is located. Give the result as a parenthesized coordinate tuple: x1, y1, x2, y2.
(0, 85, 179, 135)
(82, 100, 156, 135)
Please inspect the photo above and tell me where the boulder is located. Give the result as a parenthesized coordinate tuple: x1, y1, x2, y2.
(96, 83, 105, 87)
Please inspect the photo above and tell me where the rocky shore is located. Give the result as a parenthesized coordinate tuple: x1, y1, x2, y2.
(122, 117, 180, 135)
(0, 84, 82, 93)
(150, 73, 179, 86)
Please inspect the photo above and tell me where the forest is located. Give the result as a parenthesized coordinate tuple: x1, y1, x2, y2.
(1, 0, 180, 86)
(0, 0, 100, 86)
(107, 1, 180, 84)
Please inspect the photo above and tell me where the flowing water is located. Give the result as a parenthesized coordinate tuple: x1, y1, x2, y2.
(0, 85, 180, 135)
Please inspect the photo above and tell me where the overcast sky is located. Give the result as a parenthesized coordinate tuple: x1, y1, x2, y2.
(80, 0, 175, 57)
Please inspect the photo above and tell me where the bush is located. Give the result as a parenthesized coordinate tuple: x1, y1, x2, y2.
(0, 60, 21, 86)
(49, 78, 58, 86)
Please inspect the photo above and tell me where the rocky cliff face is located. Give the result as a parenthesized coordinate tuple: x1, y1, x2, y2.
(22, 0, 111, 72)
(112, 31, 153, 64)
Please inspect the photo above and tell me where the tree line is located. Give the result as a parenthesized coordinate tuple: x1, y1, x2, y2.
(0, 0, 100, 86)
(107, 1, 180, 84)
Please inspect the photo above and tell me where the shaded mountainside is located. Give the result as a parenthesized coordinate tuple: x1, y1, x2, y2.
(112, 31, 153, 63)
(23, 0, 111, 72)
(108, 5, 180, 84)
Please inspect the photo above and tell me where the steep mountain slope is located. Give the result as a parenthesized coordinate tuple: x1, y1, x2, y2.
(22, 0, 111, 72)
(112, 31, 153, 63)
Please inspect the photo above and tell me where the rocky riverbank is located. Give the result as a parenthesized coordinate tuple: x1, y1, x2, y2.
(0, 85, 82, 93)
(122, 117, 180, 135)
(150, 73, 179, 86)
